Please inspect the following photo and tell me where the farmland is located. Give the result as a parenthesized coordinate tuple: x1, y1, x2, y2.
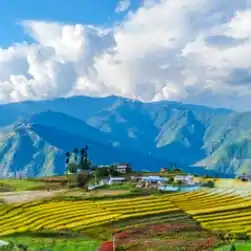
(1, 186, 251, 250)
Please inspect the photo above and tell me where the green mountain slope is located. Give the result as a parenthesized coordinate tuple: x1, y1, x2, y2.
(0, 95, 250, 176)
(0, 124, 62, 177)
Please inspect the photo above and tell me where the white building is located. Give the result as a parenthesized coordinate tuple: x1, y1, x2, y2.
(239, 174, 251, 181)
(108, 177, 126, 185)
(116, 164, 129, 173)
(174, 175, 194, 185)
(140, 176, 169, 184)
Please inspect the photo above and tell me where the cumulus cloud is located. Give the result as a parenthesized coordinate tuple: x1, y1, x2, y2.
(115, 0, 131, 13)
(1, 0, 251, 110)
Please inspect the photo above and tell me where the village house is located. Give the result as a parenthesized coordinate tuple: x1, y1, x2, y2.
(131, 176, 141, 182)
(174, 175, 194, 185)
(140, 176, 169, 184)
(238, 174, 251, 182)
(115, 163, 130, 173)
(108, 177, 126, 185)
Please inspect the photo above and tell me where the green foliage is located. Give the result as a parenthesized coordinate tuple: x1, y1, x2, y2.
(65, 147, 91, 174)
(232, 233, 249, 241)
(168, 177, 174, 184)
(202, 180, 215, 188)
(67, 163, 78, 174)
(76, 171, 88, 187)
(1, 236, 101, 251)
(0, 179, 47, 192)
(92, 165, 120, 180)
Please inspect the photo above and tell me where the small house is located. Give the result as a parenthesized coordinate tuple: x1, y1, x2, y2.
(239, 174, 251, 182)
(131, 176, 141, 181)
(174, 175, 194, 185)
(116, 163, 130, 173)
(140, 176, 169, 184)
(108, 177, 126, 185)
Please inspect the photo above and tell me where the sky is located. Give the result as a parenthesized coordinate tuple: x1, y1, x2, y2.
(1, 0, 251, 111)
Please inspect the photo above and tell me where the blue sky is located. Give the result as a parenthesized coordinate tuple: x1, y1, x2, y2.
(0, 0, 140, 47)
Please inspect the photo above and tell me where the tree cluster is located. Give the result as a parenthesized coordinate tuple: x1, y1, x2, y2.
(65, 146, 91, 174)
(93, 165, 120, 180)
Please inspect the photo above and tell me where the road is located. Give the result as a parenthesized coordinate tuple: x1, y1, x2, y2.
(0, 189, 66, 203)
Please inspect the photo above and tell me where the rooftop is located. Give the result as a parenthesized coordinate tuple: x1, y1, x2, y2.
(109, 177, 126, 181)
(141, 176, 169, 181)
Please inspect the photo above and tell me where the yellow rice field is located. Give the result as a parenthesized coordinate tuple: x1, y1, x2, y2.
(2, 188, 251, 237)
(0, 195, 179, 236)
(168, 189, 251, 236)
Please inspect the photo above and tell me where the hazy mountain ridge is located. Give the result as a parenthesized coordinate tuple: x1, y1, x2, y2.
(0, 95, 249, 177)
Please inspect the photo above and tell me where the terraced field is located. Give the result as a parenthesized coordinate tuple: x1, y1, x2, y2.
(168, 188, 251, 236)
(2, 188, 251, 250)
(0, 195, 179, 236)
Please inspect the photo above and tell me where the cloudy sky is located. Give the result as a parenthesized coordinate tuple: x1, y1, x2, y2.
(1, 0, 251, 110)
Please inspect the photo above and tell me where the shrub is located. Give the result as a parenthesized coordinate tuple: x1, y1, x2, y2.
(76, 171, 88, 187)
(232, 232, 249, 240)
(202, 180, 215, 188)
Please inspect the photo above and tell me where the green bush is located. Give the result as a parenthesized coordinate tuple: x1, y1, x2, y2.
(232, 232, 249, 240)
(202, 180, 215, 188)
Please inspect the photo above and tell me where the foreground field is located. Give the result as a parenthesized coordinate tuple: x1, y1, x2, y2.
(214, 242, 251, 250)
(168, 188, 251, 236)
(1, 235, 101, 251)
(2, 187, 251, 250)
(0, 179, 48, 192)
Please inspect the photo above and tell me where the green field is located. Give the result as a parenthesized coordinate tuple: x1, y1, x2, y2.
(214, 242, 251, 250)
(1, 235, 101, 251)
(0, 179, 48, 192)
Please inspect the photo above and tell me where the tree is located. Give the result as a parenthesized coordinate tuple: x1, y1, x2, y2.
(109, 165, 119, 177)
(65, 145, 91, 187)
(65, 152, 71, 186)
(168, 177, 174, 184)
(73, 148, 79, 162)
(177, 180, 183, 186)
(68, 163, 78, 174)
(230, 243, 236, 251)
(94, 168, 107, 183)
(79, 146, 91, 171)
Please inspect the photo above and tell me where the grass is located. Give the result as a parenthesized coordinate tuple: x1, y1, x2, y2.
(0, 179, 48, 192)
(213, 242, 251, 250)
(102, 181, 136, 190)
(1, 235, 101, 251)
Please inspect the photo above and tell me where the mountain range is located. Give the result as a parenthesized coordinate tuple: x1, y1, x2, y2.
(0, 95, 250, 178)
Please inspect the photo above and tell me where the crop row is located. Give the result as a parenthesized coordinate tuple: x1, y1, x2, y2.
(0, 196, 179, 236)
(168, 189, 251, 236)
(2, 188, 251, 237)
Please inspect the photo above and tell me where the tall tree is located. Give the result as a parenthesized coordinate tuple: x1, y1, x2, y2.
(73, 148, 79, 162)
(65, 152, 71, 186)
(65, 145, 91, 187)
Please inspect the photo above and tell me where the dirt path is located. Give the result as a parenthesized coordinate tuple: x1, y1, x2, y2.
(0, 189, 66, 203)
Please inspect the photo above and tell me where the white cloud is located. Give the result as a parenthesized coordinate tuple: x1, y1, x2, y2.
(1, 0, 251, 110)
(115, 0, 131, 13)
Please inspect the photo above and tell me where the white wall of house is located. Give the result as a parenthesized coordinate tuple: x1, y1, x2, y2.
(108, 177, 126, 185)
(174, 175, 194, 184)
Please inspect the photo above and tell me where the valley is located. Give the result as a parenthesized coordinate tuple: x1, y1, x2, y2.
(0, 95, 250, 177)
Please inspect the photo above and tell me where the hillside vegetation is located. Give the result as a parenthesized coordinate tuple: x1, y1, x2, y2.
(0, 95, 250, 177)
(2, 187, 251, 250)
